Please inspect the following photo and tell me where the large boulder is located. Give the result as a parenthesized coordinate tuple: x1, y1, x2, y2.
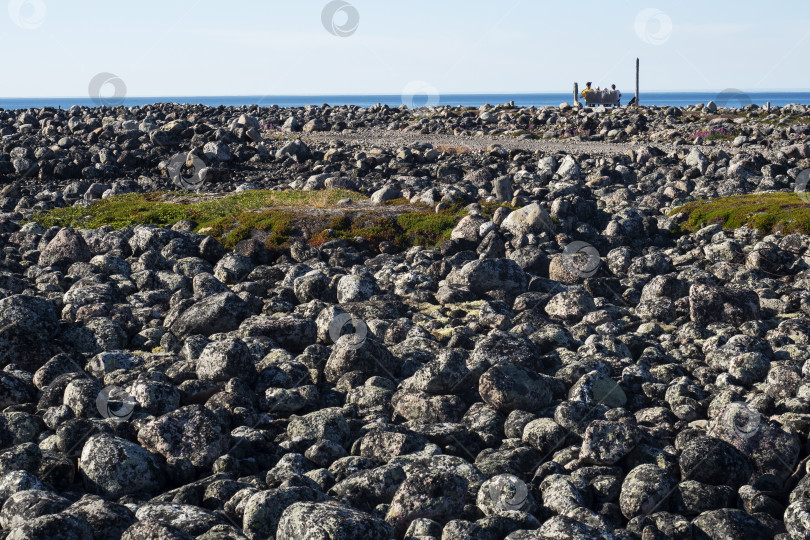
(67, 494, 137, 539)
(450, 214, 489, 250)
(386, 468, 467, 531)
(446, 259, 527, 296)
(499, 203, 554, 237)
(0, 489, 71, 529)
(325, 336, 397, 383)
(691, 508, 772, 539)
(38, 228, 92, 267)
(689, 284, 760, 326)
(544, 289, 596, 322)
(707, 403, 800, 479)
(580, 421, 640, 465)
(202, 141, 232, 162)
(686, 148, 709, 174)
(196, 338, 254, 382)
(137, 405, 230, 468)
(785, 500, 810, 539)
(243, 488, 328, 539)
(0, 372, 35, 410)
(478, 364, 554, 413)
(337, 273, 380, 303)
(0, 295, 60, 371)
(619, 464, 676, 519)
(555, 155, 581, 180)
(239, 315, 317, 353)
(169, 293, 251, 338)
(134, 503, 225, 536)
(79, 434, 165, 499)
(277, 502, 394, 540)
(4, 513, 93, 540)
(287, 408, 351, 447)
(678, 436, 753, 488)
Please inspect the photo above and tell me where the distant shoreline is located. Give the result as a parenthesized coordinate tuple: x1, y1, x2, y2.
(2, 92, 810, 110)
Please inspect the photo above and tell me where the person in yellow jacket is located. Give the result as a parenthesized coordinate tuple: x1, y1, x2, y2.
(580, 82, 595, 99)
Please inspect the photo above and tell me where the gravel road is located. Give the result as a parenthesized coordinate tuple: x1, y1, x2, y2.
(302, 128, 695, 156)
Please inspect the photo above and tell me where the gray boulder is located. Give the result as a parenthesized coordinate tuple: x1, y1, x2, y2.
(478, 364, 553, 413)
(555, 155, 581, 180)
(325, 335, 397, 383)
(544, 290, 596, 322)
(277, 502, 394, 540)
(169, 293, 251, 338)
(79, 434, 165, 499)
(691, 508, 771, 539)
(5, 513, 93, 540)
(242, 488, 328, 539)
(0, 489, 71, 529)
(282, 117, 301, 132)
(689, 284, 760, 326)
(134, 503, 224, 536)
(371, 186, 401, 205)
(619, 464, 676, 519)
(39, 228, 92, 267)
(287, 408, 351, 447)
(446, 258, 527, 296)
(499, 203, 554, 237)
(0, 295, 60, 371)
(137, 405, 230, 468)
(337, 273, 380, 303)
(68, 494, 137, 540)
(202, 141, 232, 162)
(196, 338, 254, 382)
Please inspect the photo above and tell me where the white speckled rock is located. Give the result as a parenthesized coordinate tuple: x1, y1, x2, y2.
(79, 434, 165, 499)
(277, 502, 394, 540)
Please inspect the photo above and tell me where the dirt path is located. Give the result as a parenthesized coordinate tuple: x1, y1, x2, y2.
(300, 129, 671, 156)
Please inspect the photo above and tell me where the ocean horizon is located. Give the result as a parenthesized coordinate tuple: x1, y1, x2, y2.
(1, 92, 809, 111)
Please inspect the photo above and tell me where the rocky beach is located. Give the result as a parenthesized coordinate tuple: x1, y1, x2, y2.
(1, 99, 810, 539)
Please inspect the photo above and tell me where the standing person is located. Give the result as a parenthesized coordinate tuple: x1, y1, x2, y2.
(612, 84, 622, 105)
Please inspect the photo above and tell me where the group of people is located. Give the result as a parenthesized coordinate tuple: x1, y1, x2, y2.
(580, 82, 625, 105)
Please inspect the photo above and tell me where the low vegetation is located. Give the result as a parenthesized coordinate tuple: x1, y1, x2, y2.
(671, 192, 810, 235)
(689, 127, 738, 141)
(31, 189, 512, 250)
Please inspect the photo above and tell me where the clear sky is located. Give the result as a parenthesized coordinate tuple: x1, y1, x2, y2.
(2, 0, 809, 97)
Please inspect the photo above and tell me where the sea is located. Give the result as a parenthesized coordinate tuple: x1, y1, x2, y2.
(1, 92, 809, 110)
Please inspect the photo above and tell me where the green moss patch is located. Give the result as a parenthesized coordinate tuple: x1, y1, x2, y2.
(31, 189, 512, 251)
(33, 189, 363, 229)
(671, 192, 810, 235)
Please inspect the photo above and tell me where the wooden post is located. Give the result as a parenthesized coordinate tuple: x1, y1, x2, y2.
(766, 101, 771, 113)
(635, 58, 640, 107)
(574, 82, 579, 104)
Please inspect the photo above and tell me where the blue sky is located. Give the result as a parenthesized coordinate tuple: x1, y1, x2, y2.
(2, 0, 809, 97)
